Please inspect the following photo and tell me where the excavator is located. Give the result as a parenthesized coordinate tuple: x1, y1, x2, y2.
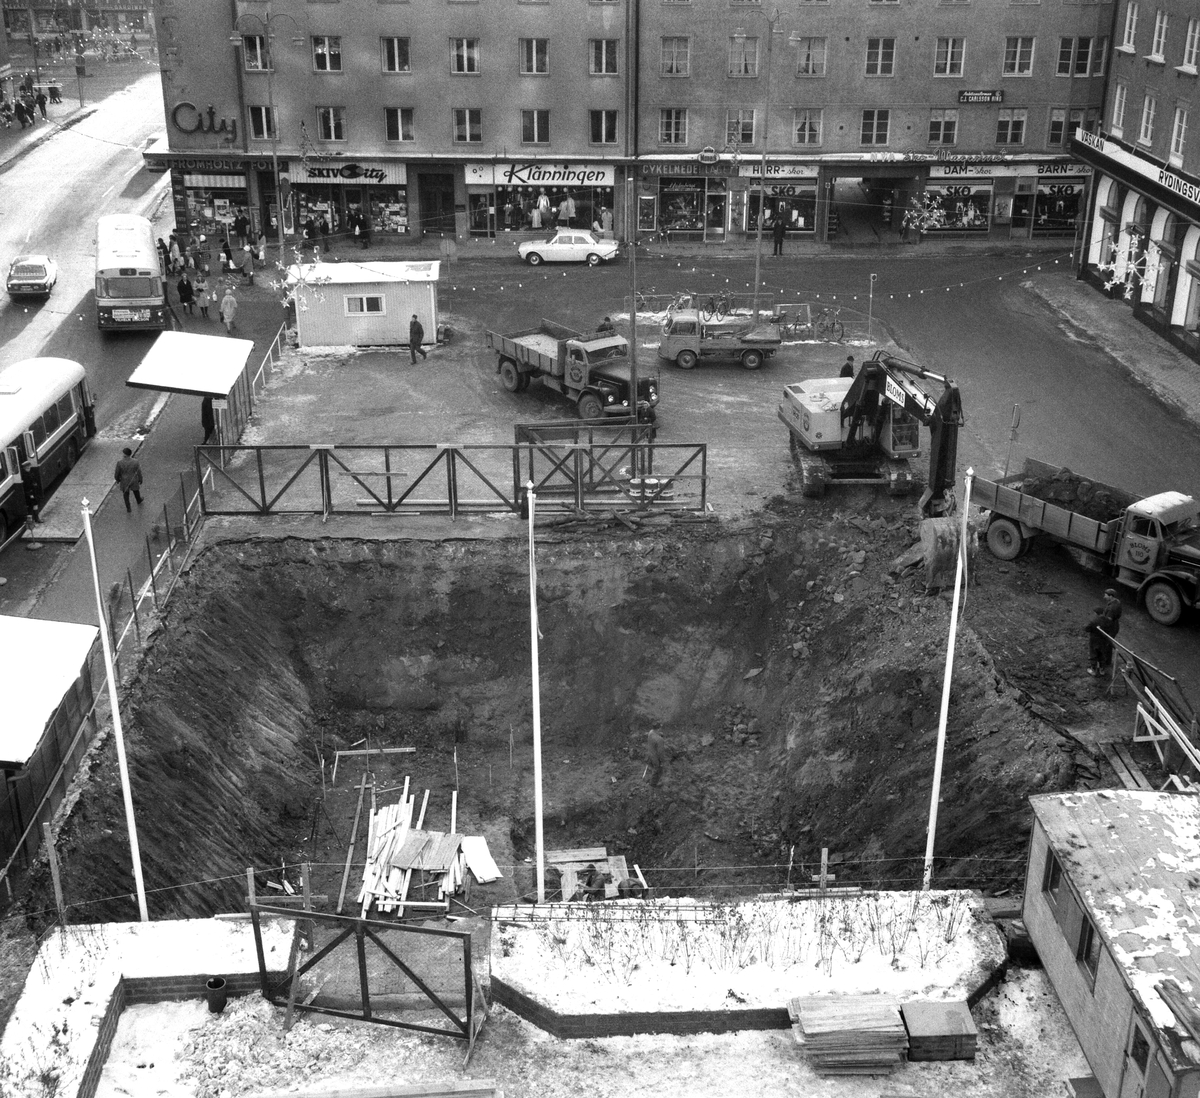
(777, 351, 964, 518)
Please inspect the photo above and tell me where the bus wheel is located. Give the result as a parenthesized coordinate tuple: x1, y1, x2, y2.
(65, 439, 79, 470)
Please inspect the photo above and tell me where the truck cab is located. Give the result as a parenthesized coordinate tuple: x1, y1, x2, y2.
(1113, 493, 1200, 623)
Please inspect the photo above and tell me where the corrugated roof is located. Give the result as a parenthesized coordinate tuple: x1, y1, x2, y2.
(1030, 791, 1200, 1050)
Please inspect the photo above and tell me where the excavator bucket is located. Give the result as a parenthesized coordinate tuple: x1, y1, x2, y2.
(920, 516, 968, 592)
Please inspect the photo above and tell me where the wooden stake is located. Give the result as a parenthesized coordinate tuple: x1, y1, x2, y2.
(416, 789, 430, 830)
(454, 746, 460, 790)
(43, 823, 64, 922)
(509, 726, 514, 769)
(812, 847, 836, 892)
(336, 774, 367, 914)
(450, 789, 458, 834)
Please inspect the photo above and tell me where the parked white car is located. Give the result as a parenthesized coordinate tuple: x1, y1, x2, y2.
(7, 254, 58, 299)
(518, 230, 620, 267)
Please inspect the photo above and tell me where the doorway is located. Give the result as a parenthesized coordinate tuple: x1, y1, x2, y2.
(418, 173, 456, 235)
(705, 190, 727, 242)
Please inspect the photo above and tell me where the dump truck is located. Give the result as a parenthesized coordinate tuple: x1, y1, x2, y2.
(486, 319, 659, 421)
(657, 309, 781, 371)
(972, 458, 1200, 625)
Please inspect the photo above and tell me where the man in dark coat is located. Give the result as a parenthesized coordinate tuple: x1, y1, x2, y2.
(772, 211, 787, 256)
(114, 447, 144, 512)
(201, 396, 215, 443)
(409, 315, 427, 364)
(839, 355, 855, 378)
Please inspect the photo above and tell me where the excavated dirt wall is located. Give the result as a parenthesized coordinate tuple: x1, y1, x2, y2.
(29, 506, 1081, 925)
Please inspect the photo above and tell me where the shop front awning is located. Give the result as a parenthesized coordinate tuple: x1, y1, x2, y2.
(125, 331, 256, 398)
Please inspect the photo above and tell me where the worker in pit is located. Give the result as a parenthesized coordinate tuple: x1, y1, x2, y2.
(644, 726, 667, 787)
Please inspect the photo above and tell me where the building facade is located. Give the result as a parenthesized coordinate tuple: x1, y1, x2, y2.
(147, 0, 1112, 248)
(1072, 0, 1200, 360)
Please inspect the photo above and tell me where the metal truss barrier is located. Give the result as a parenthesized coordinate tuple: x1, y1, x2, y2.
(196, 437, 707, 517)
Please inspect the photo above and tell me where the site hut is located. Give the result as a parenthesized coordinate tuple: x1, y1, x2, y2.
(1023, 791, 1200, 1098)
(288, 261, 440, 350)
(0, 616, 100, 885)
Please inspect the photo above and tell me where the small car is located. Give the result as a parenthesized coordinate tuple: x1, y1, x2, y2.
(518, 230, 620, 267)
(7, 254, 58, 299)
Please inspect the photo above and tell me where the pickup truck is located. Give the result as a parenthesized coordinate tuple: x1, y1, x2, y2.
(657, 308, 781, 371)
(972, 458, 1200, 625)
(486, 319, 659, 421)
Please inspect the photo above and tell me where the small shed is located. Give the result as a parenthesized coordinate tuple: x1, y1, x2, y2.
(1024, 790, 1200, 1098)
(289, 261, 440, 349)
(0, 616, 100, 873)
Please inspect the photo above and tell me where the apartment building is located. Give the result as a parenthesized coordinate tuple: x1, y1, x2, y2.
(146, 0, 1111, 247)
(146, 0, 629, 242)
(1073, 0, 1200, 358)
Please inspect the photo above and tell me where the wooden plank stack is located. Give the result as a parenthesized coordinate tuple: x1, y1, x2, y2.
(900, 1000, 978, 1061)
(787, 995, 908, 1076)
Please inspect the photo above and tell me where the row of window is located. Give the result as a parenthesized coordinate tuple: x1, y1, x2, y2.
(1120, 4, 1200, 71)
(1111, 83, 1190, 161)
(249, 102, 1094, 147)
(242, 33, 1110, 79)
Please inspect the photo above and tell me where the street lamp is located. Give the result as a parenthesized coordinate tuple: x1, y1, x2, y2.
(230, 8, 304, 260)
(734, 10, 791, 320)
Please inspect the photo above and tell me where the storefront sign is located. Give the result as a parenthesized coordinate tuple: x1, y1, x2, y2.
(148, 154, 279, 172)
(1073, 128, 1200, 209)
(170, 102, 237, 143)
(465, 163, 614, 186)
(958, 90, 1003, 104)
(738, 164, 818, 180)
(930, 161, 1090, 179)
(300, 160, 407, 185)
(640, 161, 730, 177)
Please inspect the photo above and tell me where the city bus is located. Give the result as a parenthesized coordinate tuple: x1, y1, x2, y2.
(95, 214, 168, 331)
(0, 359, 96, 545)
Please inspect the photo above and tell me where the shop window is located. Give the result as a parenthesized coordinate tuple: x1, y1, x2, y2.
(1003, 36, 1034, 75)
(928, 108, 958, 144)
(661, 37, 690, 76)
(521, 109, 550, 144)
(1077, 914, 1101, 983)
(729, 36, 759, 77)
(345, 295, 385, 316)
(1140, 95, 1156, 144)
(385, 107, 414, 141)
(866, 37, 895, 76)
(935, 37, 964, 76)
(1113, 82, 1128, 134)
(520, 38, 549, 75)
(996, 108, 1026, 144)
(660, 108, 688, 144)
(1048, 108, 1066, 145)
(312, 35, 342, 72)
(451, 38, 480, 74)
(795, 37, 826, 76)
(1148, 10, 1167, 61)
(242, 35, 269, 71)
(726, 108, 756, 145)
(381, 37, 411, 73)
(249, 105, 276, 140)
(793, 108, 822, 145)
(1183, 18, 1199, 70)
(1122, 2, 1139, 49)
(453, 107, 482, 142)
(590, 39, 618, 75)
(1171, 106, 1188, 162)
(860, 108, 889, 145)
(316, 106, 347, 141)
(590, 109, 617, 144)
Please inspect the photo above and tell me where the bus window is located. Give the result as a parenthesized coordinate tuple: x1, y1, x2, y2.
(102, 275, 158, 298)
(57, 394, 75, 423)
(30, 416, 46, 447)
(0, 449, 7, 481)
(43, 403, 61, 435)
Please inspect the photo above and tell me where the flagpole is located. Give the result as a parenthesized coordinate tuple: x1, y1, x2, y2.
(527, 482, 545, 903)
(81, 498, 149, 921)
(922, 468, 974, 892)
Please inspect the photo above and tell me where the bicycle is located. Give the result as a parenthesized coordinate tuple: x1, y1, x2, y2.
(699, 290, 732, 321)
(814, 307, 845, 342)
(634, 289, 694, 315)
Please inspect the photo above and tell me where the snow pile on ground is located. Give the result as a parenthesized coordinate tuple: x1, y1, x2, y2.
(492, 891, 1005, 1012)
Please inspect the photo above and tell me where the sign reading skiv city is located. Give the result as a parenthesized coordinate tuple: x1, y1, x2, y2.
(465, 163, 616, 187)
(300, 160, 407, 185)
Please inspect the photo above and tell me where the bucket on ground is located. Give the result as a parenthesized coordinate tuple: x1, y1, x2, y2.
(205, 976, 228, 1014)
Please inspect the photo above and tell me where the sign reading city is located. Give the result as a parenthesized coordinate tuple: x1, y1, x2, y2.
(958, 90, 1004, 105)
(170, 102, 237, 143)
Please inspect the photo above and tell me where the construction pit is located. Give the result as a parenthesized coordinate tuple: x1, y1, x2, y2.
(1, 321, 1159, 1096)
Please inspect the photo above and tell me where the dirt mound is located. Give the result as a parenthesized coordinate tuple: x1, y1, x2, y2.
(20, 495, 1130, 928)
(1018, 466, 1136, 523)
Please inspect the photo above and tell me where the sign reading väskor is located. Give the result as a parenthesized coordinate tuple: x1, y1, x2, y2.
(300, 160, 407, 185)
(465, 163, 615, 187)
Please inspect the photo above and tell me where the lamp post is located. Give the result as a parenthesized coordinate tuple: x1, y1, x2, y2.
(734, 9, 787, 321)
(231, 6, 302, 260)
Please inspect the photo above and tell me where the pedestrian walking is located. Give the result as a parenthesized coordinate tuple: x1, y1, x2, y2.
(168, 234, 182, 274)
(201, 396, 215, 443)
(644, 727, 667, 787)
(409, 314, 427, 364)
(256, 230, 267, 266)
(207, 284, 220, 319)
(34, 89, 47, 120)
(840, 355, 855, 379)
(241, 244, 255, 284)
(220, 288, 238, 334)
(194, 271, 209, 317)
(14, 100, 28, 129)
(221, 240, 234, 271)
(157, 236, 170, 273)
(233, 211, 249, 248)
(772, 211, 786, 257)
(177, 272, 195, 315)
(114, 447, 144, 512)
(319, 216, 330, 253)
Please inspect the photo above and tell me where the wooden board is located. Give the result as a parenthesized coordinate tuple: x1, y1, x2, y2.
(545, 846, 607, 865)
(1097, 741, 1152, 790)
